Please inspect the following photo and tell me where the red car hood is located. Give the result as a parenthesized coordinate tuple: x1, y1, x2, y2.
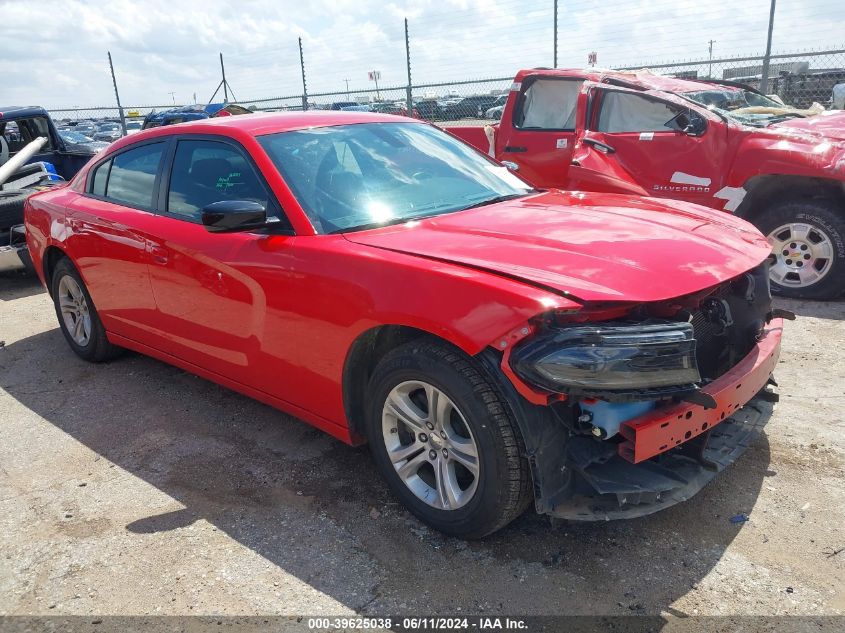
(344, 191, 771, 303)
(769, 110, 845, 142)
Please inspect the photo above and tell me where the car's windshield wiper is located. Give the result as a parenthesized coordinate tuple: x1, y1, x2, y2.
(766, 113, 807, 125)
(460, 192, 533, 211)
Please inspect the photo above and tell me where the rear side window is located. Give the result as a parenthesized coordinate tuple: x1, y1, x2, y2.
(516, 79, 584, 130)
(166, 139, 271, 221)
(597, 92, 682, 133)
(91, 160, 110, 196)
(1, 121, 23, 153)
(100, 143, 164, 208)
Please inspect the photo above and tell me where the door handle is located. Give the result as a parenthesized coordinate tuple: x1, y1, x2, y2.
(149, 245, 169, 265)
(503, 146, 527, 153)
(582, 137, 616, 154)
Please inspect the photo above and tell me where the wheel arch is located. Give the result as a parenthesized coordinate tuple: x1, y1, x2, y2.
(737, 174, 845, 223)
(342, 324, 450, 443)
(41, 245, 71, 297)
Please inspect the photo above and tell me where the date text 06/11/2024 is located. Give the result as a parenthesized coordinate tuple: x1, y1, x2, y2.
(306, 617, 528, 630)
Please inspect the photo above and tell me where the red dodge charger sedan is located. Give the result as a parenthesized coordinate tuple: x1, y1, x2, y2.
(25, 111, 785, 537)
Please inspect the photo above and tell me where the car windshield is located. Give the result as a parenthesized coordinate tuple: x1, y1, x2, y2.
(99, 123, 120, 130)
(684, 88, 805, 127)
(126, 121, 142, 129)
(258, 122, 533, 233)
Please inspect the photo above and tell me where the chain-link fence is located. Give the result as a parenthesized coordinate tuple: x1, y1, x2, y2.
(50, 49, 842, 130)
(619, 49, 845, 110)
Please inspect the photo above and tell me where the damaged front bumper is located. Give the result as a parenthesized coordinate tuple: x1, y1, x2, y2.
(481, 318, 783, 521)
(551, 318, 782, 520)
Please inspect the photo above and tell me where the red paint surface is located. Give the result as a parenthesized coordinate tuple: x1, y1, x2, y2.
(25, 112, 777, 449)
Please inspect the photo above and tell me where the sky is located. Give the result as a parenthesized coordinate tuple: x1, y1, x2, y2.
(3, 0, 843, 110)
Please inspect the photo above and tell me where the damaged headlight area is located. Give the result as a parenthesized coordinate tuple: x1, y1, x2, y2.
(511, 321, 701, 399)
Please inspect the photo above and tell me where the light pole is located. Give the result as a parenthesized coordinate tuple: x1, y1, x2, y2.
(369, 70, 381, 101)
(708, 40, 715, 78)
(345, 79, 350, 99)
(760, 0, 777, 93)
(553, 0, 558, 68)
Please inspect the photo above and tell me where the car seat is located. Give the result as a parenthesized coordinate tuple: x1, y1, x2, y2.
(314, 148, 363, 229)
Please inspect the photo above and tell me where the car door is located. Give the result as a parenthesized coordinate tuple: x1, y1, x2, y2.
(571, 84, 729, 207)
(67, 140, 164, 346)
(494, 76, 585, 188)
(142, 135, 293, 385)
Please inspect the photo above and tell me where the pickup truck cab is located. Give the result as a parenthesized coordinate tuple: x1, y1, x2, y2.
(448, 69, 845, 299)
(1, 106, 95, 273)
(1, 106, 98, 179)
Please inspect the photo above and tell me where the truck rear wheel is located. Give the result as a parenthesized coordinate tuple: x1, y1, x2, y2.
(758, 199, 845, 300)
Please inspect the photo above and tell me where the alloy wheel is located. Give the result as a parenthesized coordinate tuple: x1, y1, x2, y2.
(381, 380, 480, 510)
(767, 222, 834, 288)
(58, 275, 92, 346)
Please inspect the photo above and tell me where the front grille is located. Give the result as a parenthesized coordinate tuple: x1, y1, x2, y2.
(690, 308, 730, 380)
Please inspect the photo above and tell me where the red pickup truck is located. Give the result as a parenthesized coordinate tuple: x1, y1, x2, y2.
(448, 68, 845, 300)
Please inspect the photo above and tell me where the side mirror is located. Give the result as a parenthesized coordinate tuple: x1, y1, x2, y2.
(201, 200, 267, 233)
(669, 110, 706, 137)
(685, 113, 707, 137)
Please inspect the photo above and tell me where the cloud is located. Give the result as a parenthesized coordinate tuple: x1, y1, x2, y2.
(2, 0, 841, 111)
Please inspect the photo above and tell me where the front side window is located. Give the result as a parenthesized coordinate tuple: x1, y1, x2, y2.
(166, 139, 271, 221)
(597, 92, 683, 133)
(30, 117, 55, 151)
(103, 142, 164, 208)
(258, 122, 533, 233)
(516, 78, 584, 130)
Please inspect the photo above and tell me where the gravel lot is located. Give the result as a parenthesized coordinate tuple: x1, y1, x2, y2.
(1, 272, 843, 623)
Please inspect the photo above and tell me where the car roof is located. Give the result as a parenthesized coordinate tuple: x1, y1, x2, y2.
(102, 111, 420, 153)
(514, 68, 743, 94)
(154, 110, 413, 135)
(0, 106, 50, 119)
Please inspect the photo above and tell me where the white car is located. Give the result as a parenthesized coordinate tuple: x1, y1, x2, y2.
(125, 120, 144, 135)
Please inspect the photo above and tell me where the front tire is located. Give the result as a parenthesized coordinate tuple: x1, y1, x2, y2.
(365, 340, 532, 538)
(51, 258, 122, 362)
(757, 198, 845, 300)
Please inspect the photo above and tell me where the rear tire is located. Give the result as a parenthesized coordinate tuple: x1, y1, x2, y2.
(365, 340, 532, 539)
(51, 258, 122, 362)
(757, 198, 845, 300)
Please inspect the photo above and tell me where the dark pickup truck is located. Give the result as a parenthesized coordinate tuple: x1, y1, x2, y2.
(1, 106, 98, 272)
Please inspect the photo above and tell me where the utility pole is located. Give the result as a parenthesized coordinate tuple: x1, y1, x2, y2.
(299, 37, 308, 111)
(405, 18, 413, 116)
(345, 78, 350, 99)
(760, 0, 777, 93)
(107, 51, 127, 135)
(220, 53, 229, 103)
(708, 40, 716, 78)
(168, 91, 176, 105)
(553, 0, 558, 68)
